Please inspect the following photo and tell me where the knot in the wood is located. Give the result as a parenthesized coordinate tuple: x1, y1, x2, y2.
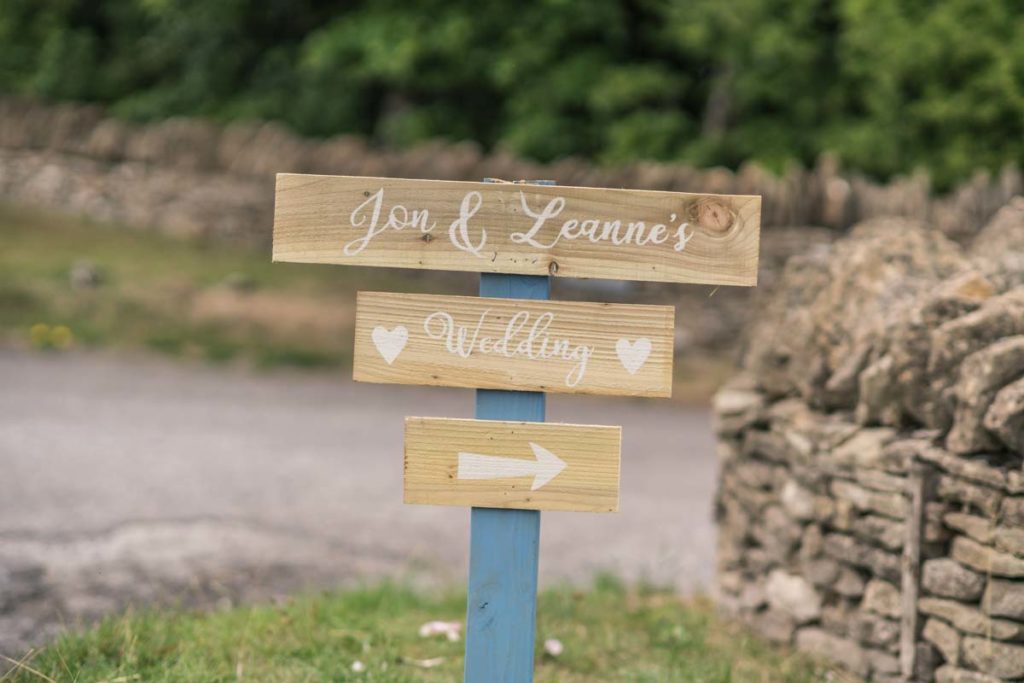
(548, 261, 559, 275)
(691, 197, 736, 234)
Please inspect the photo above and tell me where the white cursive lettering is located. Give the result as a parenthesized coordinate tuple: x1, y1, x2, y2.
(448, 191, 487, 257)
(344, 188, 436, 255)
(423, 309, 593, 387)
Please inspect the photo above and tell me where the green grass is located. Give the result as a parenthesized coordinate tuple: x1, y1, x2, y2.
(0, 203, 469, 370)
(2, 579, 827, 682)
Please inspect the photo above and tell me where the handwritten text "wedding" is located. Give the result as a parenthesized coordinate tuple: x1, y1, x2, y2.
(423, 309, 593, 387)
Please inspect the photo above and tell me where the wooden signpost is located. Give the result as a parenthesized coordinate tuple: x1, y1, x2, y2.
(405, 417, 621, 512)
(354, 291, 675, 396)
(272, 174, 761, 682)
(274, 175, 760, 285)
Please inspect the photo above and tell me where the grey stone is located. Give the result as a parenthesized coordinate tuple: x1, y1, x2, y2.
(720, 477, 774, 513)
(716, 527, 745, 569)
(853, 467, 906, 493)
(943, 512, 995, 545)
(712, 386, 765, 422)
(985, 377, 1024, 453)
(834, 566, 867, 598)
(731, 460, 778, 490)
(823, 533, 901, 582)
(750, 507, 801, 562)
(1011, 471, 1024, 497)
(716, 498, 751, 546)
(832, 498, 856, 531)
(851, 514, 905, 551)
(802, 558, 840, 587)
(862, 579, 901, 618)
(820, 602, 853, 637)
(952, 536, 1024, 578)
(922, 558, 986, 601)
(857, 354, 902, 425)
(744, 547, 774, 574)
(924, 618, 961, 666)
(780, 480, 816, 521)
(918, 446, 1011, 491)
(857, 272, 995, 429)
(830, 428, 900, 471)
(794, 627, 868, 677)
(985, 578, 1024, 620)
(971, 196, 1024, 262)
(849, 613, 900, 649)
(716, 571, 743, 596)
(919, 597, 1024, 640)
(742, 429, 803, 464)
(715, 440, 740, 463)
(929, 290, 1024, 388)
(877, 438, 927, 474)
(83, 118, 131, 159)
(798, 524, 824, 560)
(1003, 497, 1024, 526)
(764, 503, 803, 537)
(830, 479, 907, 519)
(866, 648, 900, 676)
(812, 495, 835, 522)
(961, 636, 1024, 679)
(937, 475, 1003, 517)
(994, 525, 1024, 557)
(751, 608, 796, 644)
(935, 665, 1002, 683)
(948, 335, 1024, 453)
(765, 569, 822, 623)
(738, 581, 767, 610)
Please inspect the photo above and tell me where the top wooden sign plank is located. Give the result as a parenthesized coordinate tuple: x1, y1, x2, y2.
(273, 175, 760, 286)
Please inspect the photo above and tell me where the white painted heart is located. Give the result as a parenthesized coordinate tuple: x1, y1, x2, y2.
(372, 325, 408, 365)
(616, 338, 652, 375)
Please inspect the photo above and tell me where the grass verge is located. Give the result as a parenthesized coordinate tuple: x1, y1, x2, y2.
(0, 203, 463, 371)
(2, 579, 827, 682)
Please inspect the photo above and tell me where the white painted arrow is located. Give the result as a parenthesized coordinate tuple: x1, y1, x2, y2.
(457, 442, 567, 491)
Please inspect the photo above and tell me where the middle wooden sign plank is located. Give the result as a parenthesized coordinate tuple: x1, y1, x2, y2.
(353, 291, 675, 397)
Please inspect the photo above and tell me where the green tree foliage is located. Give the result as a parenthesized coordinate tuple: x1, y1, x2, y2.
(0, 0, 1021, 188)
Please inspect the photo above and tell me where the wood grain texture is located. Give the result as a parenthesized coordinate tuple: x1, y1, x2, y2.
(404, 417, 620, 513)
(273, 174, 761, 285)
(354, 291, 674, 397)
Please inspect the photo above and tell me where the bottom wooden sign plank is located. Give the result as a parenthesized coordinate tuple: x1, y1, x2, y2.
(404, 416, 621, 512)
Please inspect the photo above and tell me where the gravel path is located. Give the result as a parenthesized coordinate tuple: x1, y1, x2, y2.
(0, 350, 718, 655)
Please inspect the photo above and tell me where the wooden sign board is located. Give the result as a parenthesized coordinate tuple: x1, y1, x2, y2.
(274, 175, 760, 286)
(404, 417, 621, 512)
(354, 291, 674, 397)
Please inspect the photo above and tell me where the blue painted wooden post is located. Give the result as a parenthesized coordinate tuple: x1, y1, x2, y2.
(464, 180, 553, 683)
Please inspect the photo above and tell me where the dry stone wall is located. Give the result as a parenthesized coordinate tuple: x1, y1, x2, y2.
(714, 200, 1024, 681)
(0, 95, 1020, 361)
(0, 96, 1022, 245)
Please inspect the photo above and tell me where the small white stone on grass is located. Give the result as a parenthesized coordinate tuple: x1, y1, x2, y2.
(418, 620, 462, 641)
(544, 638, 564, 657)
(410, 657, 445, 668)
(351, 660, 366, 673)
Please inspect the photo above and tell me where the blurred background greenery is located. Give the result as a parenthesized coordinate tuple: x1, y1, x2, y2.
(1, 0, 1021, 191)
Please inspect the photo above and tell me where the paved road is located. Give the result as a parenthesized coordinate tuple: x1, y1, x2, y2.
(0, 350, 719, 654)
